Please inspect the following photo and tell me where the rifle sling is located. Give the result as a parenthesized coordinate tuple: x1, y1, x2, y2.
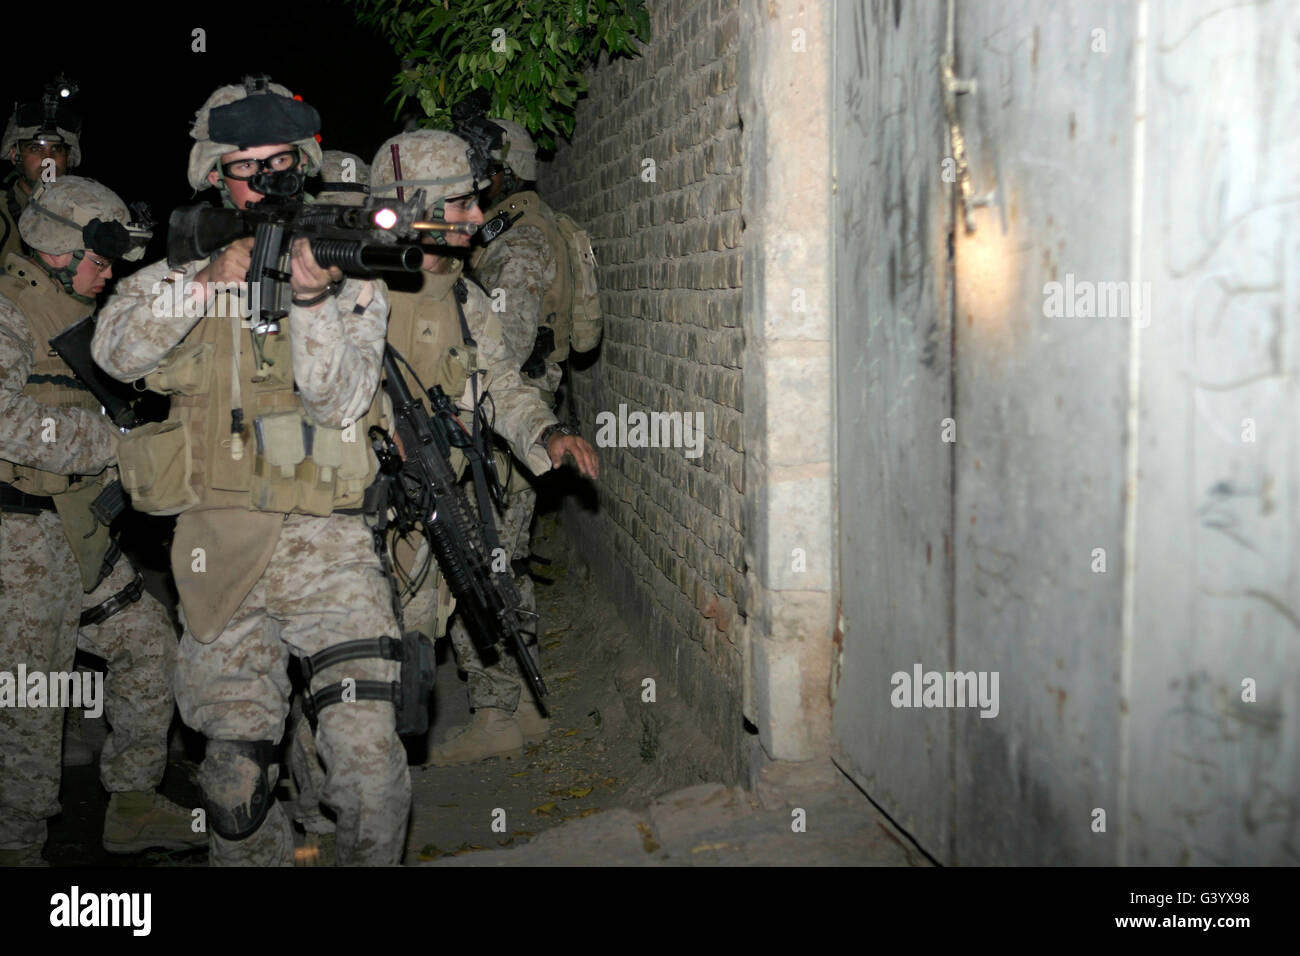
(453, 281, 503, 554)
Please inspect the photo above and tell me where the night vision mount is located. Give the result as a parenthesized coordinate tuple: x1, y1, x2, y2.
(450, 89, 504, 185)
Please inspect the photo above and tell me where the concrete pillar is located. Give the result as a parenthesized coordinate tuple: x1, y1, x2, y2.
(738, 0, 835, 760)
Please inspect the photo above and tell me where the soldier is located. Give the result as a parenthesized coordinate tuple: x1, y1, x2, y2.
(92, 76, 408, 866)
(0, 176, 205, 865)
(314, 149, 371, 205)
(431, 118, 604, 764)
(285, 148, 374, 854)
(369, 129, 598, 764)
(0, 78, 82, 264)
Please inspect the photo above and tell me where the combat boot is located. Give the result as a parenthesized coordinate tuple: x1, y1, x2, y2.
(102, 790, 208, 854)
(516, 697, 551, 744)
(425, 707, 524, 765)
(0, 846, 47, 866)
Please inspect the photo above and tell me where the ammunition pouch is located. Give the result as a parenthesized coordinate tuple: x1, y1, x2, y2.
(250, 412, 375, 516)
(300, 631, 436, 736)
(117, 421, 200, 516)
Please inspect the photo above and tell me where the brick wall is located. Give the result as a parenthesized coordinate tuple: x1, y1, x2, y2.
(541, 0, 747, 777)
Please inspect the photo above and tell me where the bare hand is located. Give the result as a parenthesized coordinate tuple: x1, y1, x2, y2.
(195, 237, 254, 288)
(546, 434, 599, 479)
(289, 238, 344, 301)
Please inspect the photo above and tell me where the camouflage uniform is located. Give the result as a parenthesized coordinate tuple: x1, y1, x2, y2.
(0, 177, 182, 857)
(0, 86, 83, 265)
(451, 118, 570, 724)
(370, 131, 560, 760)
(92, 80, 408, 866)
(284, 151, 372, 840)
(0, 179, 31, 265)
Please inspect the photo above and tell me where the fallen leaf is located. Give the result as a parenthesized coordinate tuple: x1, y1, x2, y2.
(636, 822, 660, 854)
(567, 786, 593, 798)
(579, 807, 602, 818)
(602, 777, 617, 787)
(564, 729, 580, 737)
(530, 802, 557, 816)
(543, 641, 562, 650)
(510, 771, 530, 778)
(691, 841, 732, 853)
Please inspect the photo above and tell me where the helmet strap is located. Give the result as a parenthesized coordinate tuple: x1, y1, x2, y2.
(32, 249, 93, 304)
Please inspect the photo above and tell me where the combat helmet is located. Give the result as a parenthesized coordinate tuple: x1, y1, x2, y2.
(187, 74, 322, 193)
(315, 149, 370, 206)
(19, 176, 150, 299)
(487, 117, 537, 182)
(370, 129, 485, 233)
(3, 75, 83, 169)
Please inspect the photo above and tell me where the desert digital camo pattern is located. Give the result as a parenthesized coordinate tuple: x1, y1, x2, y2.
(93, 255, 389, 430)
(20, 175, 137, 259)
(0, 512, 176, 849)
(385, 263, 557, 716)
(172, 513, 408, 866)
(448, 483, 540, 712)
(0, 184, 30, 265)
(93, 239, 401, 865)
(0, 279, 116, 477)
(472, 218, 563, 396)
(185, 80, 322, 192)
(488, 117, 537, 182)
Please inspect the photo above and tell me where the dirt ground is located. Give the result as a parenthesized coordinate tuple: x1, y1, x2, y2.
(44, 507, 734, 866)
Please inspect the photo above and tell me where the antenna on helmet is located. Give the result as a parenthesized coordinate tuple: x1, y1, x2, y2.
(390, 143, 405, 202)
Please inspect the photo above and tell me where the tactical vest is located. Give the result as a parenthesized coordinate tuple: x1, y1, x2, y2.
(474, 191, 574, 362)
(0, 183, 29, 266)
(387, 262, 480, 410)
(0, 253, 113, 589)
(385, 262, 490, 589)
(115, 276, 385, 517)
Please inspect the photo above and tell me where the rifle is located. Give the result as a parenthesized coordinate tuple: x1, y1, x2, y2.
(166, 187, 475, 330)
(49, 315, 146, 430)
(373, 344, 547, 710)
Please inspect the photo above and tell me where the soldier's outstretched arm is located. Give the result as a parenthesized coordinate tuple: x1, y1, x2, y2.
(92, 258, 208, 382)
(0, 296, 117, 475)
(288, 275, 390, 429)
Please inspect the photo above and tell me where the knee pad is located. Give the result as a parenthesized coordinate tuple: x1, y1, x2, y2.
(198, 739, 277, 841)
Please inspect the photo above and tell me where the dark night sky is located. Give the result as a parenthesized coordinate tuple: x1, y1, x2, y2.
(2, 0, 404, 271)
